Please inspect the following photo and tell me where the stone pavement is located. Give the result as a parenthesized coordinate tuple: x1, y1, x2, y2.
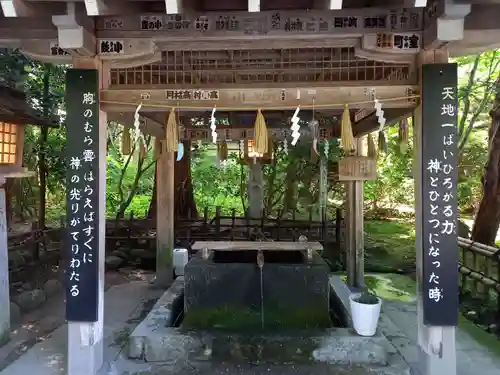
(379, 300, 500, 375)
(0, 278, 498, 375)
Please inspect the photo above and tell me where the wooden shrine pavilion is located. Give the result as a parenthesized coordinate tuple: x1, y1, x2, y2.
(1, 1, 500, 375)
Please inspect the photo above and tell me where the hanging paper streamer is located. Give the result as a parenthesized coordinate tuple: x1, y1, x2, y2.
(374, 98, 386, 131)
(210, 107, 217, 143)
(283, 139, 288, 155)
(367, 133, 377, 158)
(254, 109, 268, 155)
(239, 139, 245, 158)
(309, 119, 319, 155)
(121, 126, 131, 155)
(290, 106, 301, 146)
(176, 142, 184, 161)
(133, 103, 147, 152)
(165, 108, 179, 153)
(398, 118, 409, 154)
(324, 139, 329, 159)
(340, 105, 356, 153)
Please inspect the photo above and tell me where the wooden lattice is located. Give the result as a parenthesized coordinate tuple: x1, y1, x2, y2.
(110, 47, 413, 86)
(0, 122, 17, 164)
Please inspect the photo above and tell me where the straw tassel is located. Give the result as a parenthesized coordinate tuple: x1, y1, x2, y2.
(254, 109, 268, 155)
(367, 133, 377, 158)
(218, 141, 228, 161)
(399, 118, 409, 154)
(165, 108, 179, 153)
(340, 105, 356, 154)
(121, 126, 131, 155)
(378, 131, 388, 155)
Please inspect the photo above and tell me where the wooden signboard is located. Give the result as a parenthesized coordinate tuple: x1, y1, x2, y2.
(421, 63, 459, 326)
(65, 69, 100, 322)
(337, 156, 377, 181)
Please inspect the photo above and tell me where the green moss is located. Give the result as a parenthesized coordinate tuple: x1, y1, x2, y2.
(182, 304, 332, 331)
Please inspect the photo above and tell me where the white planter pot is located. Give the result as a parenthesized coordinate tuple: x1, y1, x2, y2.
(349, 294, 382, 337)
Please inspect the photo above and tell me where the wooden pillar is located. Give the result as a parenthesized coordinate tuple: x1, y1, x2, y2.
(66, 58, 107, 375)
(414, 50, 457, 375)
(155, 142, 174, 287)
(0, 177, 10, 346)
(345, 137, 365, 288)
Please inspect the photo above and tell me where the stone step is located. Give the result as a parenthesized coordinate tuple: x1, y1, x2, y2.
(133, 325, 390, 365)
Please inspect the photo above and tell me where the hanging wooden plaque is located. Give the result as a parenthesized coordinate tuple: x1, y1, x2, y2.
(338, 156, 377, 181)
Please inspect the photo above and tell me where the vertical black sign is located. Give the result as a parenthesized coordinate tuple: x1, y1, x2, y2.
(65, 69, 100, 322)
(421, 63, 459, 326)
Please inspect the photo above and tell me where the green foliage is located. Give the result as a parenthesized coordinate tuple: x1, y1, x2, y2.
(364, 125, 414, 215)
(191, 146, 245, 216)
(355, 288, 379, 305)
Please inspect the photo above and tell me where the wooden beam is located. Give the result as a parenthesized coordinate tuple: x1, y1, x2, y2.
(101, 85, 416, 113)
(192, 241, 323, 251)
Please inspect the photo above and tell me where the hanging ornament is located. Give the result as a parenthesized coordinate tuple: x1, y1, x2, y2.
(133, 102, 147, 152)
(210, 106, 217, 144)
(239, 139, 245, 158)
(340, 104, 356, 153)
(176, 142, 184, 161)
(374, 99, 386, 132)
(218, 141, 228, 161)
(165, 108, 179, 153)
(283, 139, 288, 155)
(254, 109, 268, 155)
(290, 106, 301, 146)
(367, 133, 377, 158)
(398, 118, 409, 154)
(324, 139, 329, 159)
(378, 131, 388, 155)
(309, 97, 319, 155)
(121, 126, 131, 155)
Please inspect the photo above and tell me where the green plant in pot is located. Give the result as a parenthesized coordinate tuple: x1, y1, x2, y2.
(349, 286, 382, 337)
(355, 288, 379, 305)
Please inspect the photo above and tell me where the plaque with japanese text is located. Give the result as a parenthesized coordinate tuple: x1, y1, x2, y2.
(421, 63, 459, 326)
(338, 156, 377, 181)
(65, 69, 100, 322)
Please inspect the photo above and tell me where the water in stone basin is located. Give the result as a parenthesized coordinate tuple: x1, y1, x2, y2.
(181, 249, 347, 331)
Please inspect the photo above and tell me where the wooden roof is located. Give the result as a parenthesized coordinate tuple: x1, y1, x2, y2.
(0, 84, 57, 127)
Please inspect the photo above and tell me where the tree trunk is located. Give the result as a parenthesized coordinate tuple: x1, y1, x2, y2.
(148, 163, 157, 219)
(38, 65, 50, 228)
(148, 141, 197, 219)
(174, 141, 197, 218)
(471, 77, 500, 245)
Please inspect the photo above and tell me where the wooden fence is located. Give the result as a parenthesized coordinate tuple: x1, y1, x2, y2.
(7, 223, 63, 294)
(104, 206, 344, 254)
(458, 237, 500, 332)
